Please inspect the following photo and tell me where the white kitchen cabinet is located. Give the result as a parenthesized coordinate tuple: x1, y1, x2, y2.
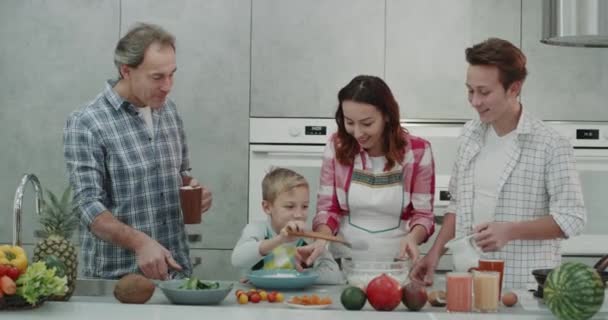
(121, 0, 251, 250)
(521, 0, 608, 121)
(386, 0, 521, 120)
(250, 0, 385, 118)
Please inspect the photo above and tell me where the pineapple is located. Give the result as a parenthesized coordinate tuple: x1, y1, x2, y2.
(33, 186, 79, 301)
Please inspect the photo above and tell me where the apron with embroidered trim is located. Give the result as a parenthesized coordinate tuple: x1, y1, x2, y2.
(340, 155, 408, 259)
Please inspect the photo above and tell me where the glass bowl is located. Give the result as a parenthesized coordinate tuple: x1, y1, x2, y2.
(341, 257, 412, 288)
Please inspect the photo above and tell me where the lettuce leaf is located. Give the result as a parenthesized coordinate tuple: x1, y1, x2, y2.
(15, 261, 68, 304)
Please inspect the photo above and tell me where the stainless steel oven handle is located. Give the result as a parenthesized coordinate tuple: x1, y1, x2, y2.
(252, 151, 324, 157)
(251, 144, 325, 157)
(576, 156, 608, 162)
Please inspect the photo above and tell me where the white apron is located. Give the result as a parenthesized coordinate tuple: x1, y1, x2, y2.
(335, 156, 408, 260)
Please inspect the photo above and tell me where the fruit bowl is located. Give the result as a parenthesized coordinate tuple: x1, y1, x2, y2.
(0, 295, 46, 311)
(342, 257, 411, 288)
(158, 280, 233, 305)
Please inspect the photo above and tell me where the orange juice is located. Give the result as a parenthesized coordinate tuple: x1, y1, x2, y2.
(446, 272, 472, 312)
(478, 259, 504, 297)
(473, 271, 499, 312)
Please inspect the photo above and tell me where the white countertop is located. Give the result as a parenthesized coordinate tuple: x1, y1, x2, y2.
(6, 284, 608, 320)
(1, 301, 593, 320)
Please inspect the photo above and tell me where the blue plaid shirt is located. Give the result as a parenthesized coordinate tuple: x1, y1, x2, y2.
(64, 80, 192, 278)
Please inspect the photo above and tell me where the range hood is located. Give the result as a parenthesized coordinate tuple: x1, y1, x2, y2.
(541, 0, 608, 48)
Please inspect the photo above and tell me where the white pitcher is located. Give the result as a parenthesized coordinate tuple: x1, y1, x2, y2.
(445, 234, 482, 272)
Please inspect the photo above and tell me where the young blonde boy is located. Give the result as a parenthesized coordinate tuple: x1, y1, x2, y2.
(231, 167, 344, 284)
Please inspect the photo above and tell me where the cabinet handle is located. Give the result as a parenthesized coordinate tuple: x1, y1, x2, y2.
(188, 234, 202, 243)
(191, 257, 202, 268)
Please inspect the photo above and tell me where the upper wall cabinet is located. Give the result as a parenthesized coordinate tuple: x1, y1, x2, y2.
(386, 0, 521, 120)
(521, 0, 608, 121)
(122, 0, 251, 250)
(250, 0, 385, 118)
(0, 0, 119, 245)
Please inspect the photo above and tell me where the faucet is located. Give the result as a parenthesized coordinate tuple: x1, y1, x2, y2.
(13, 174, 43, 246)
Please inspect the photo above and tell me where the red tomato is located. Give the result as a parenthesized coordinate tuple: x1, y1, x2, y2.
(267, 292, 277, 303)
(0, 265, 8, 277)
(5, 267, 20, 281)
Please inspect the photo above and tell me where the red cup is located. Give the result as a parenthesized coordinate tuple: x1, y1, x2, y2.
(180, 186, 202, 224)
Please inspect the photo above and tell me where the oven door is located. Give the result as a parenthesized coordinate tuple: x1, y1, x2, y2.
(561, 148, 608, 256)
(249, 144, 325, 226)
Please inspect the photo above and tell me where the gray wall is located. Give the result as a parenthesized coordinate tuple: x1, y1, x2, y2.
(0, 0, 249, 280)
(1, 0, 607, 280)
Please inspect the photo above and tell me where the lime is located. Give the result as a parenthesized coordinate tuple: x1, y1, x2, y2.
(340, 286, 367, 310)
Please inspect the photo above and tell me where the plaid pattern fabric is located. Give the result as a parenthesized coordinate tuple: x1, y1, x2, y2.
(351, 169, 402, 186)
(447, 110, 586, 289)
(313, 132, 436, 241)
(64, 80, 192, 278)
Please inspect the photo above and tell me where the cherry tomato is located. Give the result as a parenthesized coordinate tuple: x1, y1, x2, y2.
(267, 292, 276, 303)
(237, 293, 249, 304)
(258, 290, 268, 301)
(250, 293, 261, 303)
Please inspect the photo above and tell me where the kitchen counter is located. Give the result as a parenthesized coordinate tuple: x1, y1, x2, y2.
(4, 282, 608, 320)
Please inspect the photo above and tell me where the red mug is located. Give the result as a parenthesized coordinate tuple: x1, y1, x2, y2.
(180, 186, 202, 224)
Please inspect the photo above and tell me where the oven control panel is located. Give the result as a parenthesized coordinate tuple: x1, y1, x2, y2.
(548, 123, 608, 148)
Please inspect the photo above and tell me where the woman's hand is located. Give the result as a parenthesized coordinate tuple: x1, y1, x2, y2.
(294, 240, 327, 271)
(398, 234, 420, 261)
(409, 251, 439, 286)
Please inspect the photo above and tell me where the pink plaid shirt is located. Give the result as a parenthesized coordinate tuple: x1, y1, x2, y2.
(313, 132, 436, 241)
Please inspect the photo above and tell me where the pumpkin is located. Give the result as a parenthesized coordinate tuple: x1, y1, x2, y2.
(544, 262, 605, 320)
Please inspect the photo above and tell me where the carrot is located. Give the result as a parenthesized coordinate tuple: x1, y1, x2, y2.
(0, 275, 16, 295)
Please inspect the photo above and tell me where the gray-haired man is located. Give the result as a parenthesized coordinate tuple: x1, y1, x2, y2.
(64, 23, 212, 280)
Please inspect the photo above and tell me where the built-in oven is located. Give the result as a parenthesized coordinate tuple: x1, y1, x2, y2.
(550, 122, 608, 261)
(249, 118, 461, 269)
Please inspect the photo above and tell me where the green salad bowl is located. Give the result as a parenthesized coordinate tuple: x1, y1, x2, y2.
(158, 280, 233, 305)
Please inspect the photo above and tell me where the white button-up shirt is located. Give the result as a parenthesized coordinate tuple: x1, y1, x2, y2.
(446, 109, 586, 289)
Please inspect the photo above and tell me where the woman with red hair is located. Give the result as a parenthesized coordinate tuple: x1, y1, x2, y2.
(297, 75, 436, 267)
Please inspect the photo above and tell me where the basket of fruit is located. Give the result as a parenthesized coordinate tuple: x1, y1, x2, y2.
(0, 245, 68, 311)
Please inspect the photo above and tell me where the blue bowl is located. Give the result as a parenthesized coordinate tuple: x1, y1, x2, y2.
(158, 280, 233, 305)
(247, 269, 319, 290)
